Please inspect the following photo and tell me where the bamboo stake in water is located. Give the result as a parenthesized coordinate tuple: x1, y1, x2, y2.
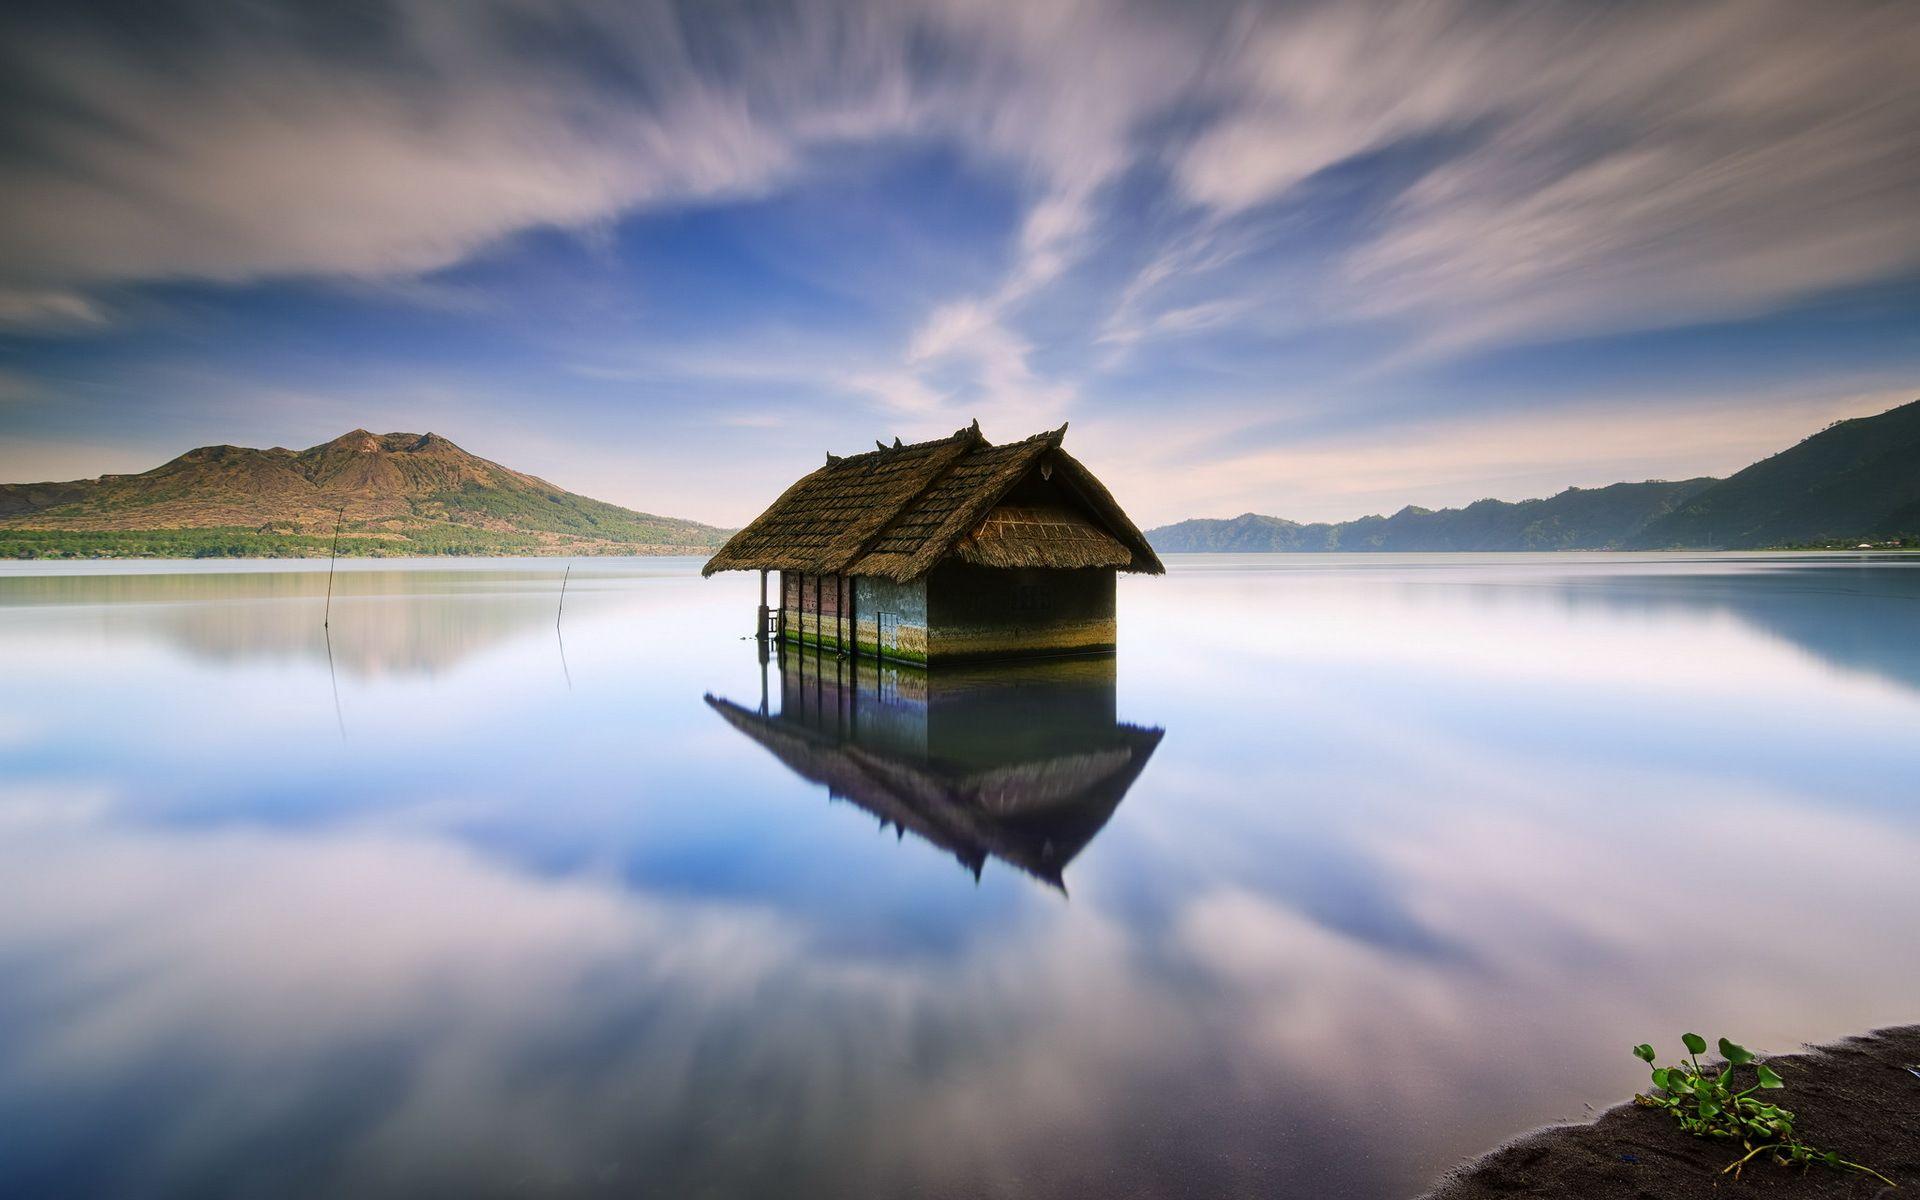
(325, 621, 345, 741)
(556, 559, 573, 627)
(323, 504, 346, 628)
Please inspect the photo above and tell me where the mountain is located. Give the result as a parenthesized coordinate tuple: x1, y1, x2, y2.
(1147, 398, 1920, 553)
(1149, 479, 1716, 552)
(0, 430, 731, 557)
(1629, 399, 1920, 548)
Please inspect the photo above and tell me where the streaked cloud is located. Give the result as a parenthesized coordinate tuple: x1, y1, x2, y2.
(1161, 0, 1920, 353)
(0, 0, 1916, 521)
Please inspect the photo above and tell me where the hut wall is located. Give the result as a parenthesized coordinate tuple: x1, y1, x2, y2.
(926, 563, 1116, 659)
(782, 565, 1115, 661)
(781, 571, 931, 662)
(782, 572, 851, 652)
(852, 575, 929, 662)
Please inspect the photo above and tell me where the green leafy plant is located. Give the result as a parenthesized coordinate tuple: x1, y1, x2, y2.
(1632, 1034, 1896, 1186)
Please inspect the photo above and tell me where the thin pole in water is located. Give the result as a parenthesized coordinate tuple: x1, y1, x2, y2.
(325, 623, 345, 741)
(323, 504, 346, 628)
(555, 559, 575, 690)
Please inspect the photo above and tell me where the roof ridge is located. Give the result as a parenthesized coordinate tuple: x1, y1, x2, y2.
(829, 421, 984, 470)
(826, 422, 991, 572)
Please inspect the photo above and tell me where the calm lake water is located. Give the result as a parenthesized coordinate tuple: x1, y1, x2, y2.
(2, 553, 1916, 1199)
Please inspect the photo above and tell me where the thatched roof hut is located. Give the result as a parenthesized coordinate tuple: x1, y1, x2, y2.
(705, 422, 1163, 662)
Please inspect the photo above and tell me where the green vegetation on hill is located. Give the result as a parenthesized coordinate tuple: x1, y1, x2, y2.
(1629, 400, 1920, 548)
(0, 525, 698, 559)
(0, 429, 732, 558)
(1148, 398, 1920, 552)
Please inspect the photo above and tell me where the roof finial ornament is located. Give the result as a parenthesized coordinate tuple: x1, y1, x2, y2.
(826, 452, 841, 465)
(876, 440, 888, 451)
(893, 436, 902, 448)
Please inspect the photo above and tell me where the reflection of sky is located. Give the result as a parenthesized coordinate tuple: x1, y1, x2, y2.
(1, 555, 1917, 1198)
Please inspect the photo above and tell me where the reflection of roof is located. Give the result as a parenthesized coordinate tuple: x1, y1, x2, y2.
(701, 422, 1163, 582)
(705, 694, 1162, 891)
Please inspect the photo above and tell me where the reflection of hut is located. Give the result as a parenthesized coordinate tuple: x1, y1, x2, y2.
(706, 646, 1162, 891)
(702, 422, 1163, 662)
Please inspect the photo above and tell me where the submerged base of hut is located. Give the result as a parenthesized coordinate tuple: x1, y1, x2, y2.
(706, 643, 1163, 890)
(776, 563, 1116, 663)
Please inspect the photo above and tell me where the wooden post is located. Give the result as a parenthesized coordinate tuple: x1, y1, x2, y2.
(776, 571, 788, 643)
(814, 573, 822, 653)
(757, 569, 769, 640)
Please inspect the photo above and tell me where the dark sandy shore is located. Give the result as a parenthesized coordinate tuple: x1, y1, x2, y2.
(1421, 1027, 1920, 1200)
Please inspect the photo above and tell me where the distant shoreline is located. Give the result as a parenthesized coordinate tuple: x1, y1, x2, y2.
(0, 526, 729, 560)
(0, 545, 720, 561)
(6, 544, 1917, 563)
(1144, 544, 1920, 555)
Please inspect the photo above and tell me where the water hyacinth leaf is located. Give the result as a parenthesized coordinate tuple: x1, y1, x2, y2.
(1755, 1064, 1784, 1088)
(1683, 1033, 1708, 1055)
(1697, 1098, 1721, 1119)
(1634, 1043, 1656, 1063)
(1650, 1068, 1670, 1090)
(1718, 1038, 1753, 1065)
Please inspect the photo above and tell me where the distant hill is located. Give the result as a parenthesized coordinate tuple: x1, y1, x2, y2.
(0, 430, 732, 558)
(1147, 398, 1920, 553)
(1149, 479, 1715, 552)
(1629, 398, 1920, 548)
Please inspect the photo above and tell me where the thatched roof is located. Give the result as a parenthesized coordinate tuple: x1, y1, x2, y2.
(704, 694, 1161, 890)
(703, 422, 1165, 580)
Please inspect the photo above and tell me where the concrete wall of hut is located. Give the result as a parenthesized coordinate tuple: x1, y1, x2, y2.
(854, 575, 930, 661)
(780, 571, 930, 662)
(926, 563, 1116, 659)
(781, 564, 1115, 661)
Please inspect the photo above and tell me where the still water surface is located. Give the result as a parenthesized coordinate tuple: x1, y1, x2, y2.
(1, 554, 1916, 1199)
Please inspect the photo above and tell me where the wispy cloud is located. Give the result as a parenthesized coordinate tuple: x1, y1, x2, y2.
(0, 0, 1916, 516)
(1158, 0, 1920, 354)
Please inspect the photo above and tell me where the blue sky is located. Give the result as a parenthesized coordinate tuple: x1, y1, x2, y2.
(1, 0, 1916, 527)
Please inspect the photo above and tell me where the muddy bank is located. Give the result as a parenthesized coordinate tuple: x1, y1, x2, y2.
(1421, 1026, 1920, 1199)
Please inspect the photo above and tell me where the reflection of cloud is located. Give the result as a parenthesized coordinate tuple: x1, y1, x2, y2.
(6, 747, 1919, 1198)
(1179, 796, 1920, 1081)
(5, 561, 1920, 1197)
(0, 796, 1317, 1198)
(1156, 796, 1920, 1182)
